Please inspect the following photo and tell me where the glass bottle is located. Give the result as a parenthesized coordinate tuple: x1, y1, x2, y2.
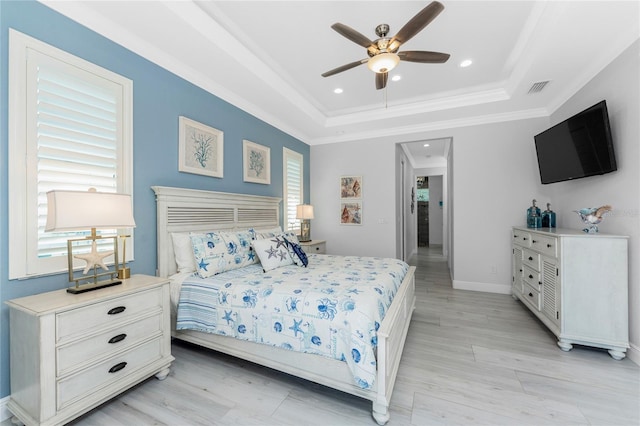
(527, 199, 541, 228)
(542, 203, 556, 228)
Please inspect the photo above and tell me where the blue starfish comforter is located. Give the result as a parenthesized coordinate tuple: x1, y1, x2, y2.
(176, 254, 409, 389)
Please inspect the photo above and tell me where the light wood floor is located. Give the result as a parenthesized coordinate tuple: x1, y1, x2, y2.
(20, 247, 639, 425)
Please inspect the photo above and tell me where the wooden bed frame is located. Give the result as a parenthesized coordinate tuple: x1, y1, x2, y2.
(152, 186, 416, 424)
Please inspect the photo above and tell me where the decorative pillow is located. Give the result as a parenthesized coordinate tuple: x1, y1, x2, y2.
(219, 230, 259, 267)
(283, 237, 308, 267)
(171, 232, 197, 273)
(253, 236, 294, 272)
(190, 232, 232, 278)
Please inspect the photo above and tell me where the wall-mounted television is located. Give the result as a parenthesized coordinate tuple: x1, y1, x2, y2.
(534, 100, 617, 184)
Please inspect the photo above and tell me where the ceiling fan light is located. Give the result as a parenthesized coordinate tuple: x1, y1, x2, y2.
(367, 52, 400, 73)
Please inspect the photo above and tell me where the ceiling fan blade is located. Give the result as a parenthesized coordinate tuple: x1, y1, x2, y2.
(321, 59, 368, 77)
(391, 1, 445, 48)
(331, 23, 374, 49)
(398, 50, 450, 63)
(375, 72, 388, 90)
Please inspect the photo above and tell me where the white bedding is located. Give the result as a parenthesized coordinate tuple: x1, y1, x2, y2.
(171, 254, 409, 390)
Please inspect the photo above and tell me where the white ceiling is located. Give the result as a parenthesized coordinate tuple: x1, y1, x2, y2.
(42, 1, 639, 168)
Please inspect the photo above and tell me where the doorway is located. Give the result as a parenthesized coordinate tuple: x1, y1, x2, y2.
(417, 176, 429, 247)
(416, 175, 444, 255)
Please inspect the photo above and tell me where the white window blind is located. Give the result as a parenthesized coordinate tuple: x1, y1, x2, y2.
(9, 30, 133, 279)
(283, 148, 303, 233)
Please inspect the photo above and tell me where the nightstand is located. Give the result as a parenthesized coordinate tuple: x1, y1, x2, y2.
(6, 274, 174, 426)
(299, 239, 326, 254)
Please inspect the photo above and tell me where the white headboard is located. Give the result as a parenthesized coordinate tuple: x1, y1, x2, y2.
(152, 186, 281, 278)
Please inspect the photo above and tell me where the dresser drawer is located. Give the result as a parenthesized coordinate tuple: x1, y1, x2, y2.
(522, 283, 541, 310)
(57, 287, 163, 343)
(523, 265, 541, 289)
(522, 249, 540, 270)
(57, 312, 163, 377)
(512, 229, 531, 248)
(57, 337, 162, 410)
(531, 234, 558, 258)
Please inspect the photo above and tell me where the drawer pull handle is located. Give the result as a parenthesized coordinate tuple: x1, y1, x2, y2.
(108, 362, 127, 374)
(108, 333, 127, 344)
(528, 292, 533, 298)
(528, 256, 533, 261)
(547, 244, 552, 248)
(529, 274, 533, 279)
(532, 240, 537, 243)
(107, 306, 126, 315)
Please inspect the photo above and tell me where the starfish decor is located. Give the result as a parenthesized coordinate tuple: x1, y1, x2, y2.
(74, 240, 114, 274)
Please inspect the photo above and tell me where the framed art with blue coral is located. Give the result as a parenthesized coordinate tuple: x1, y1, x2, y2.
(178, 116, 224, 178)
(243, 140, 271, 184)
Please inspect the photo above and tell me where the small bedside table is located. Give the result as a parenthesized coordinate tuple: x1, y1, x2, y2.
(6, 274, 174, 426)
(299, 239, 326, 254)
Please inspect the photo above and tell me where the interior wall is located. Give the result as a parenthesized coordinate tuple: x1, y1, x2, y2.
(0, 1, 310, 399)
(538, 40, 640, 362)
(310, 139, 397, 258)
(428, 175, 444, 246)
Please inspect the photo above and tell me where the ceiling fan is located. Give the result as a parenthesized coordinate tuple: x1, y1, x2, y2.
(321, 1, 450, 90)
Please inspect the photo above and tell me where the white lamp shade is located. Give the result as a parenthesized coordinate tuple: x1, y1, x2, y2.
(367, 52, 400, 73)
(45, 189, 136, 232)
(296, 204, 314, 220)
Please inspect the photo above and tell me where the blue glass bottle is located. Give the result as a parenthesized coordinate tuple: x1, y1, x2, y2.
(527, 199, 541, 228)
(542, 203, 556, 228)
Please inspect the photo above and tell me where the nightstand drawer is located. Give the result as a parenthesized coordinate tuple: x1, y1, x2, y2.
(57, 337, 162, 410)
(522, 283, 541, 311)
(522, 249, 540, 270)
(531, 234, 558, 258)
(57, 287, 163, 343)
(57, 312, 163, 377)
(300, 240, 326, 254)
(523, 265, 541, 289)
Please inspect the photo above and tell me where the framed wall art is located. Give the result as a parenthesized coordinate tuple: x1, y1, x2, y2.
(340, 201, 362, 225)
(243, 140, 271, 184)
(340, 176, 362, 199)
(178, 116, 224, 178)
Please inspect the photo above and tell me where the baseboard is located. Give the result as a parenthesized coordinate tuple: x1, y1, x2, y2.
(452, 280, 512, 294)
(627, 342, 640, 366)
(1, 396, 11, 422)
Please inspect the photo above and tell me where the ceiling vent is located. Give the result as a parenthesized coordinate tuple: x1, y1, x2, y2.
(528, 81, 550, 94)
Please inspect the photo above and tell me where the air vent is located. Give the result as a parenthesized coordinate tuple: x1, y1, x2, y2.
(528, 81, 550, 94)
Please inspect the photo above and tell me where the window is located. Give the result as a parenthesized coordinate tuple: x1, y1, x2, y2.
(283, 147, 304, 233)
(8, 29, 133, 279)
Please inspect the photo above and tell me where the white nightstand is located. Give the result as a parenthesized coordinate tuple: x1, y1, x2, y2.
(6, 274, 174, 426)
(299, 239, 326, 254)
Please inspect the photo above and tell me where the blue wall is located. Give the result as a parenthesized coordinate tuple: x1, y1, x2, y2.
(0, 0, 310, 398)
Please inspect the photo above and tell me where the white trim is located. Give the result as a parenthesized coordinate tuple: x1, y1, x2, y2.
(627, 343, 640, 366)
(0, 396, 11, 422)
(452, 280, 512, 295)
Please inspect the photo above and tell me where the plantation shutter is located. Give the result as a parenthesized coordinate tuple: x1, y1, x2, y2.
(34, 54, 121, 260)
(283, 148, 303, 232)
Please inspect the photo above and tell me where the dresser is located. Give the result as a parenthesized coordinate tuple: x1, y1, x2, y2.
(299, 239, 326, 254)
(511, 227, 629, 359)
(6, 275, 174, 426)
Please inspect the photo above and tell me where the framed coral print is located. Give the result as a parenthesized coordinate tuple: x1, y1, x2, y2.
(178, 116, 224, 178)
(243, 140, 271, 184)
(340, 176, 362, 199)
(340, 201, 362, 225)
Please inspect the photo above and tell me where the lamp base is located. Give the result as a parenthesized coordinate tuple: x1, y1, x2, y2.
(67, 279, 122, 294)
(117, 267, 131, 280)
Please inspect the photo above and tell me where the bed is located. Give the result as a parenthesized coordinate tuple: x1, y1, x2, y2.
(152, 186, 416, 424)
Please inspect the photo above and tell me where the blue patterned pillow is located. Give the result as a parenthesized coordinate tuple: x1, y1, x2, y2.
(190, 232, 231, 278)
(284, 237, 308, 267)
(220, 230, 259, 267)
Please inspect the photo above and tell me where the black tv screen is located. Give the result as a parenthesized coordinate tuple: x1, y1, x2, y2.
(534, 100, 617, 184)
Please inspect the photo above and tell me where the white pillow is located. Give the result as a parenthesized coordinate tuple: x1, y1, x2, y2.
(253, 236, 294, 272)
(171, 232, 197, 273)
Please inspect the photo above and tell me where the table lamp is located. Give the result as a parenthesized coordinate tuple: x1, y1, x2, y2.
(45, 188, 136, 294)
(296, 204, 314, 242)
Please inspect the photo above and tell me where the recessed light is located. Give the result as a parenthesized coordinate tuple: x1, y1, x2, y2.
(391, 75, 402, 82)
(423, 143, 430, 147)
(459, 59, 473, 68)
(334, 88, 343, 94)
